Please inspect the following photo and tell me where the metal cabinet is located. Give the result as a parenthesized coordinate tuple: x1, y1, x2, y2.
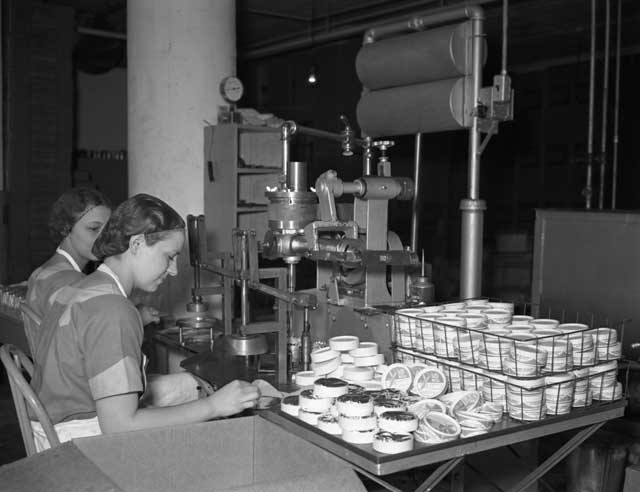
(531, 209, 640, 355)
(203, 124, 282, 253)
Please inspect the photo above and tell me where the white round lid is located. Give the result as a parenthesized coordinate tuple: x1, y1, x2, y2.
(381, 363, 413, 392)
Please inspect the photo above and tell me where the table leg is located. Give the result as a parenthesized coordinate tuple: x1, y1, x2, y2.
(508, 422, 605, 492)
(415, 457, 464, 492)
(353, 466, 405, 492)
(449, 459, 464, 492)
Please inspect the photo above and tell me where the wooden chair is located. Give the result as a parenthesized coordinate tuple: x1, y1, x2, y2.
(0, 344, 59, 456)
(19, 301, 40, 356)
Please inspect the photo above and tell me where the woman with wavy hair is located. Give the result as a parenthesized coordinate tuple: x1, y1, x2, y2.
(30, 194, 260, 450)
(26, 187, 112, 320)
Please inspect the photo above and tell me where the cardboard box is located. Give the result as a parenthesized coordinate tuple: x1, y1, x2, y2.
(624, 464, 640, 492)
(0, 415, 366, 492)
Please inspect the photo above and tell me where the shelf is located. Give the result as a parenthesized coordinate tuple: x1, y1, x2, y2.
(236, 124, 280, 133)
(237, 205, 268, 212)
(237, 166, 281, 174)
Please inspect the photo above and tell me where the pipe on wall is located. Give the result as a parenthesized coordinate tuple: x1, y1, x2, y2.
(611, 0, 622, 209)
(598, 0, 611, 210)
(241, 0, 494, 60)
(585, 0, 596, 210)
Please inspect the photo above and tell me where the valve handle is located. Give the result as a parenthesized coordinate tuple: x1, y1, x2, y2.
(372, 140, 395, 155)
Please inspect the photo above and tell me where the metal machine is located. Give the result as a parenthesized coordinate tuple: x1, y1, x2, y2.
(184, 4, 514, 383)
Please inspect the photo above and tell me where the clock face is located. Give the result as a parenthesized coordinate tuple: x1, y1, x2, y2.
(220, 76, 244, 103)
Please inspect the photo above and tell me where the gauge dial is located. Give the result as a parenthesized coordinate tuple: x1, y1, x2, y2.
(220, 76, 244, 103)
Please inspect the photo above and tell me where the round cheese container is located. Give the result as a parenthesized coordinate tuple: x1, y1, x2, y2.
(421, 412, 461, 441)
(313, 377, 349, 398)
(338, 413, 377, 431)
(557, 323, 589, 334)
(373, 397, 407, 417)
(343, 365, 375, 382)
(349, 342, 379, 358)
(381, 363, 413, 392)
(372, 431, 414, 454)
(310, 346, 340, 363)
(530, 319, 560, 330)
(293, 371, 319, 388)
(378, 411, 419, 434)
(410, 367, 447, 398)
(336, 393, 374, 417)
(311, 356, 341, 376)
(329, 335, 360, 352)
(406, 398, 447, 419)
(281, 395, 300, 417)
(299, 389, 334, 413)
(317, 413, 342, 435)
(353, 353, 385, 367)
(298, 409, 323, 425)
(342, 428, 377, 444)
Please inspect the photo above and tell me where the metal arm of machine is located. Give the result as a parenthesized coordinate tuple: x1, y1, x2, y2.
(279, 118, 370, 189)
(198, 261, 318, 310)
(315, 170, 413, 222)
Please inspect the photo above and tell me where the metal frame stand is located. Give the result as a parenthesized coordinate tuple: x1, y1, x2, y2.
(343, 422, 605, 492)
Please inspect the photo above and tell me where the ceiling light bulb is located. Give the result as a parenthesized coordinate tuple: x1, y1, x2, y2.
(307, 66, 317, 85)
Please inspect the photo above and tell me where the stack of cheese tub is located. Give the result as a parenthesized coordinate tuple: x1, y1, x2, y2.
(287, 356, 509, 452)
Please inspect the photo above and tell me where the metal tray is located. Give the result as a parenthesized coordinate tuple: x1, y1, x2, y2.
(260, 400, 625, 476)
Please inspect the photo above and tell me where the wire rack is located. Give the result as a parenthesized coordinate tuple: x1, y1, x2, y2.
(391, 299, 626, 421)
(393, 299, 626, 377)
(395, 349, 622, 421)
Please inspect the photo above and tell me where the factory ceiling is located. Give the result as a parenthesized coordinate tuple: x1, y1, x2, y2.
(39, 0, 640, 73)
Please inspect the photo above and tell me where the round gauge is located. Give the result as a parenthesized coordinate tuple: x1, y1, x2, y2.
(219, 76, 244, 103)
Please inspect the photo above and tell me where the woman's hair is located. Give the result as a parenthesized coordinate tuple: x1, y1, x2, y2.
(92, 193, 185, 260)
(49, 187, 112, 242)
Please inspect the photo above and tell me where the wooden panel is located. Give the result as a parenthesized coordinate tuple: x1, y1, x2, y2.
(5, 0, 73, 281)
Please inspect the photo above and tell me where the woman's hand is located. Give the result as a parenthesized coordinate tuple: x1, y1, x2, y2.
(137, 304, 160, 325)
(205, 380, 261, 418)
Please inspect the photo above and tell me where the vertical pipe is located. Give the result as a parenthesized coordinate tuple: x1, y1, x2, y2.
(501, 0, 508, 75)
(288, 263, 296, 292)
(586, 0, 596, 209)
(363, 136, 373, 176)
(301, 307, 311, 370)
(281, 123, 291, 189)
(410, 133, 422, 252)
(598, 0, 611, 210)
(460, 11, 486, 299)
(240, 231, 249, 328)
(611, 0, 622, 210)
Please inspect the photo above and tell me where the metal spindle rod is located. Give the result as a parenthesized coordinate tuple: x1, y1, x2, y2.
(599, 0, 611, 210)
(240, 232, 249, 328)
(363, 136, 373, 176)
(410, 133, 422, 253)
(611, 0, 622, 209)
(281, 124, 291, 189)
(501, 0, 508, 75)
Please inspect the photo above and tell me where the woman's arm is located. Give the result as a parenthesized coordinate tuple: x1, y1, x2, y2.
(96, 379, 261, 433)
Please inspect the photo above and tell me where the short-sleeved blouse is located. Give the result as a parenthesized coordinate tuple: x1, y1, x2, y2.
(26, 250, 84, 320)
(31, 267, 144, 424)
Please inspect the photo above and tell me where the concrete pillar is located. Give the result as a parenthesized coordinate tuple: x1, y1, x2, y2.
(127, 0, 235, 315)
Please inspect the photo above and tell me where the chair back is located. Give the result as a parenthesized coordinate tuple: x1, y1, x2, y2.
(19, 301, 40, 356)
(0, 344, 59, 456)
